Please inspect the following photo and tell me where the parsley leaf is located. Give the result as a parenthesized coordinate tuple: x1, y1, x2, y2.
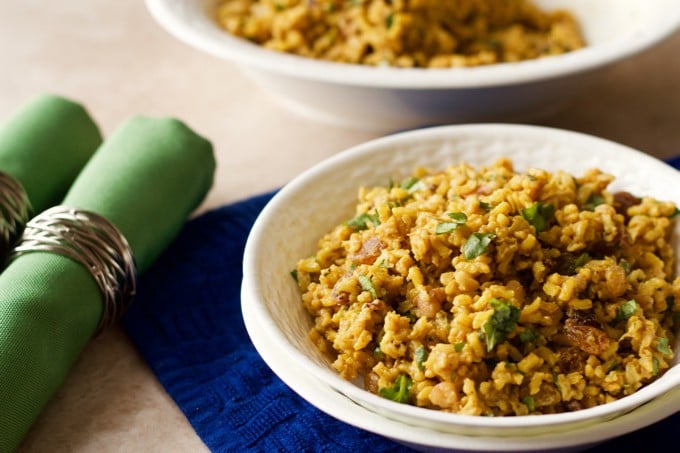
(521, 202, 555, 233)
(657, 337, 671, 355)
(584, 194, 606, 211)
(358, 274, 378, 299)
(454, 342, 465, 352)
(555, 252, 590, 275)
(379, 374, 412, 403)
(415, 347, 428, 370)
(462, 232, 495, 259)
(435, 212, 468, 234)
(519, 328, 539, 343)
(346, 211, 380, 231)
(290, 269, 298, 283)
(615, 299, 637, 321)
(522, 395, 536, 412)
(482, 298, 520, 352)
(479, 201, 493, 211)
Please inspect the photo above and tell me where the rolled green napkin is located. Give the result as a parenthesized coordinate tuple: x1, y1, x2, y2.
(0, 93, 102, 213)
(0, 116, 215, 452)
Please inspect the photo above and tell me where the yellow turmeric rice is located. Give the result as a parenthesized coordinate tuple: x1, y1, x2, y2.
(293, 157, 678, 415)
(215, 0, 586, 67)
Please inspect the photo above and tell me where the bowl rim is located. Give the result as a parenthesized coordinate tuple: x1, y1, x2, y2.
(242, 123, 680, 431)
(146, 0, 680, 89)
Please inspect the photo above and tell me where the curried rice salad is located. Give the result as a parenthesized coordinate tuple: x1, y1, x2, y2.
(215, 0, 586, 68)
(293, 158, 679, 416)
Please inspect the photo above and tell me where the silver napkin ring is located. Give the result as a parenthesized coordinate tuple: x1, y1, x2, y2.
(0, 171, 32, 256)
(11, 205, 137, 333)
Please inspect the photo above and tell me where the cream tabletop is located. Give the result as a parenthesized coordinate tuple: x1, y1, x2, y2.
(1, 1, 679, 452)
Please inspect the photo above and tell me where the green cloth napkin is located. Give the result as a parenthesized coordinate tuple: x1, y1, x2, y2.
(0, 93, 102, 213)
(0, 116, 215, 452)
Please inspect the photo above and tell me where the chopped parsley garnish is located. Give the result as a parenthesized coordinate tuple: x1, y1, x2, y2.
(615, 299, 637, 321)
(519, 328, 539, 343)
(462, 232, 495, 259)
(653, 356, 660, 376)
(584, 194, 606, 211)
(657, 337, 671, 355)
(479, 201, 493, 211)
(379, 374, 412, 403)
(415, 347, 428, 369)
(400, 176, 420, 191)
(521, 202, 555, 233)
(290, 269, 298, 283)
(454, 342, 465, 352)
(620, 259, 631, 274)
(671, 207, 680, 218)
(435, 212, 468, 234)
(522, 395, 536, 412)
(607, 361, 619, 372)
(482, 298, 520, 352)
(374, 345, 385, 359)
(346, 210, 380, 231)
(555, 252, 590, 275)
(385, 13, 394, 28)
(358, 274, 378, 299)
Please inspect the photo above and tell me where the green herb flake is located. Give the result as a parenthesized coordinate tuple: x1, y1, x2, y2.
(584, 194, 606, 211)
(435, 222, 457, 234)
(555, 252, 590, 275)
(358, 274, 378, 299)
(479, 201, 493, 211)
(374, 345, 385, 359)
(616, 299, 638, 321)
(620, 259, 631, 274)
(462, 232, 495, 260)
(385, 13, 394, 28)
(522, 395, 536, 412)
(415, 347, 428, 370)
(400, 176, 419, 190)
(454, 342, 465, 353)
(482, 298, 520, 352)
(290, 269, 298, 283)
(653, 356, 660, 376)
(521, 202, 555, 233)
(346, 211, 380, 231)
(671, 207, 680, 218)
(435, 212, 467, 234)
(378, 374, 412, 403)
(657, 337, 671, 355)
(607, 361, 619, 372)
(519, 328, 539, 344)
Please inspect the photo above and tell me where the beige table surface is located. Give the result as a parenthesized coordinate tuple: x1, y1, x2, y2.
(1, 2, 679, 452)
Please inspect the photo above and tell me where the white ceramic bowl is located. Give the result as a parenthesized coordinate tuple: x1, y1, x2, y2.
(241, 123, 680, 440)
(146, 0, 680, 131)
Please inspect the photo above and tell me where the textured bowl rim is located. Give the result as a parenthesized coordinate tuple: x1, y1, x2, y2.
(242, 123, 680, 432)
(146, 0, 680, 89)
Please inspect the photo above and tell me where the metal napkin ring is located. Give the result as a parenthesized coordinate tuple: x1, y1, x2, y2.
(11, 205, 137, 333)
(0, 171, 32, 257)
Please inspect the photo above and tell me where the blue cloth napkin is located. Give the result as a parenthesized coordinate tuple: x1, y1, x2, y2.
(123, 160, 680, 452)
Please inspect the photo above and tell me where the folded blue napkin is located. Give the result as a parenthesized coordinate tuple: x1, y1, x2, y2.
(124, 159, 680, 452)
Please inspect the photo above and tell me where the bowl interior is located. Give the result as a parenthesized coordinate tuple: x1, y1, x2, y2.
(242, 124, 680, 435)
(147, 0, 680, 88)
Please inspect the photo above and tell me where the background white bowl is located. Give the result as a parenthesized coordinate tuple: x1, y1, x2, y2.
(242, 123, 680, 438)
(147, 0, 680, 131)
